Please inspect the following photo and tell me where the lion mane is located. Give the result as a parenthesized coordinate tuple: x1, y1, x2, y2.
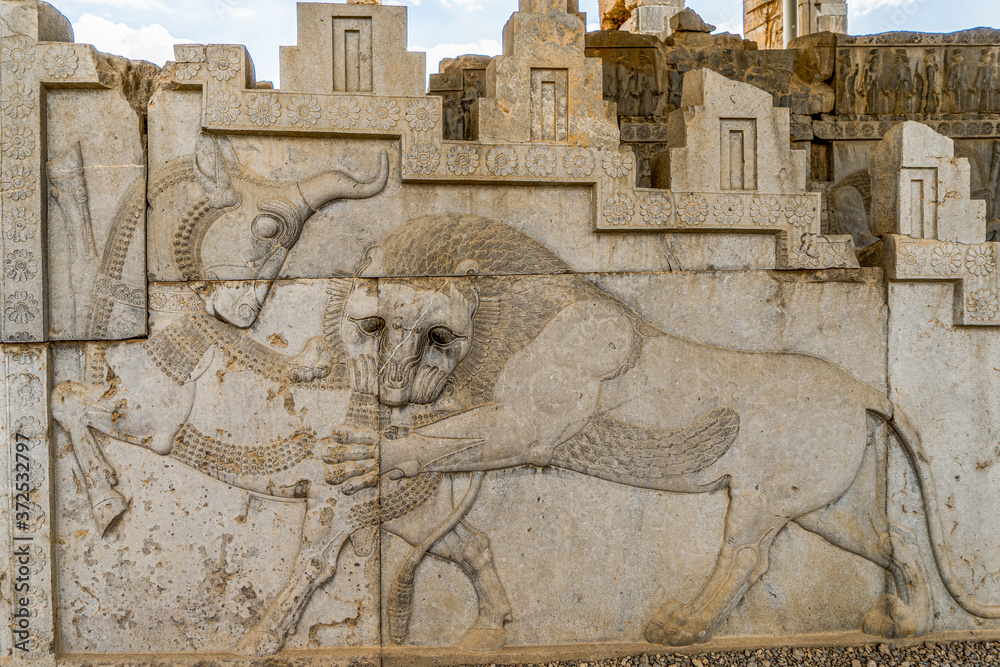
(324, 214, 661, 404)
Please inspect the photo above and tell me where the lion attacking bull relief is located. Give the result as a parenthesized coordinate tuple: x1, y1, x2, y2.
(325, 213, 1000, 650)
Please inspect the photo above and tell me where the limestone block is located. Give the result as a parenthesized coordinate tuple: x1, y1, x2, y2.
(279, 3, 425, 98)
(478, 0, 620, 147)
(869, 121, 987, 244)
(619, 1, 686, 40)
(0, 0, 150, 343)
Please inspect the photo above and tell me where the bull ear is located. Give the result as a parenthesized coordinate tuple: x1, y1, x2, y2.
(194, 134, 240, 209)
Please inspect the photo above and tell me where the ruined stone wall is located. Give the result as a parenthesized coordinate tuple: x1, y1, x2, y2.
(4, 1, 1000, 666)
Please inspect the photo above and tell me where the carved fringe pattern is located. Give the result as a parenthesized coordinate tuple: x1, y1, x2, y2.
(173, 163, 275, 280)
(144, 312, 350, 390)
(323, 278, 354, 362)
(552, 407, 740, 485)
(171, 423, 316, 480)
(347, 473, 445, 531)
(86, 171, 150, 339)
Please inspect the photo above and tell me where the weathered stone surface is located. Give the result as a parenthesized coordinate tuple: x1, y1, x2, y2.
(11, 0, 1000, 665)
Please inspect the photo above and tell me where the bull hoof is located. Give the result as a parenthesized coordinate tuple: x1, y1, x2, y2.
(458, 626, 506, 652)
(645, 600, 713, 647)
(92, 493, 129, 537)
(234, 628, 283, 657)
(863, 594, 926, 639)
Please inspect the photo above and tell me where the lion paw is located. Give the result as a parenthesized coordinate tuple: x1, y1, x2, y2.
(234, 628, 284, 657)
(645, 600, 714, 647)
(863, 594, 928, 639)
(458, 626, 507, 652)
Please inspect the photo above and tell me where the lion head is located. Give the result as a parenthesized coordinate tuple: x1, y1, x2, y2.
(324, 214, 655, 410)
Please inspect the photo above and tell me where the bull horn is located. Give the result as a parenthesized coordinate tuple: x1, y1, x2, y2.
(297, 150, 390, 212)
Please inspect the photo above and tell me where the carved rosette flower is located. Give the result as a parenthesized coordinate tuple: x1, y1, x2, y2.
(367, 97, 400, 131)
(27, 544, 45, 575)
(1, 85, 35, 118)
(822, 245, 852, 269)
(486, 146, 517, 176)
(42, 44, 78, 79)
(206, 92, 240, 125)
(785, 196, 817, 227)
(603, 194, 635, 226)
(3, 165, 36, 201)
(3, 207, 36, 242)
(8, 332, 34, 342)
(786, 236, 822, 269)
(205, 46, 241, 82)
(288, 95, 321, 127)
(639, 193, 673, 226)
(5, 290, 37, 324)
(173, 61, 200, 81)
(405, 99, 439, 132)
(750, 196, 780, 226)
(247, 92, 281, 127)
(174, 45, 204, 62)
(967, 288, 1000, 321)
(930, 244, 963, 275)
(2, 36, 35, 74)
(25, 585, 47, 617)
(21, 629, 44, 660)
(525, 147, 555, 177)
(2, 126, 34, 160)
(328, 98, 361, 129)
(406, 142, 441, 175)
(13, 416, 43, 439)
(447, 145, 480, 176)
(11, 372, 40, 407)
(563, 148, 595, 178)
(713, 194, 744, 226)
(5, 249, 36, 283)
(603, 150, 634, 179)
(966, 246, 996, 276)
(898, 245, 928, 276)
(677, 194, 709, 225)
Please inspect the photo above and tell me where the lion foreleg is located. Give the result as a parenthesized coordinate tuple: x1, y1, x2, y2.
(646, 494, 785, 647)
(430, 520, 512, 652)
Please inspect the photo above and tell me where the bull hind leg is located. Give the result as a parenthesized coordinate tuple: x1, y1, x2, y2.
(428, 520, 512, 652)
(51, 382, 129, 535)
(645, 493, 787, 647)
(234, 496, 349, 657)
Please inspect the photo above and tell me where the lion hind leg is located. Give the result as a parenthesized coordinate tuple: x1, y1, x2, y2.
(794, 503, 935, 639)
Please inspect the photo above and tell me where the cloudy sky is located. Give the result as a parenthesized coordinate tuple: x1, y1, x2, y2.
(52, 0, 998, 87)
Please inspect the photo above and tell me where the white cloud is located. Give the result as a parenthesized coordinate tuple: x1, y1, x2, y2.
(414, 38, 502, 78)
(713, 21, 743, 36)
(59, 0, 173, 12)
(438, 0, 485, 11)
(72, 14, 192, 66)
(849, 0, 914, 17)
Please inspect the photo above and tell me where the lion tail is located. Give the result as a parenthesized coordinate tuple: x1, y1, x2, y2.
(878, 401, 1000, 618)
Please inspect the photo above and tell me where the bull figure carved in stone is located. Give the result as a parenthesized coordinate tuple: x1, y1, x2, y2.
(50, 134, 391, 641)
(326, 212, 1000, 650)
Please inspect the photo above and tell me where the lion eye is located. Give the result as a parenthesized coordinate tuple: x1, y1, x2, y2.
(428, 326, 463, 348)
(350, 316, 385, 336)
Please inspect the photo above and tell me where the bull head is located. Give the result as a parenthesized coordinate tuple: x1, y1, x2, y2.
(340, 279, 479, 407)
(181, 134, 390, 328)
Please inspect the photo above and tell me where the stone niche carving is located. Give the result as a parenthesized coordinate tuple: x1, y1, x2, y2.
(8, 0, 1000, 666)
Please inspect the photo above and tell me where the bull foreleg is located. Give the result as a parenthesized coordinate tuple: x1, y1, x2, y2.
(234, 497, 349, 657)
(51, 381, 129, 535)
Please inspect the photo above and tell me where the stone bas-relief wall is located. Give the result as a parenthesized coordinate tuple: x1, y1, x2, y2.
(6, 0, 1000, 665)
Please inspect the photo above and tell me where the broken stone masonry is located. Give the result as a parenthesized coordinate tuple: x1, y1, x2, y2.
(2, 0, 1000, 666)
